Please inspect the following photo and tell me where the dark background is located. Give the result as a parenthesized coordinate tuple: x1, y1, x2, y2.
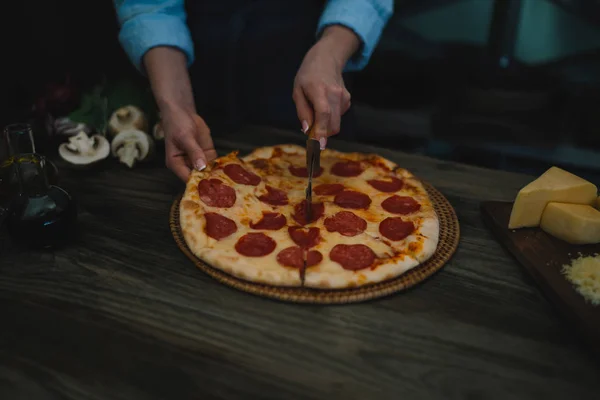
(4, 0, 600, 181)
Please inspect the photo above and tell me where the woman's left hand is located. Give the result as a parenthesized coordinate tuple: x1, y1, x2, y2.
(293, 26, 360, 149)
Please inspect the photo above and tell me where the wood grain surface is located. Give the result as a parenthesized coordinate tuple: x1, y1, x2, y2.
(481, 201, 600, 356)
(1, 126, 599, 400)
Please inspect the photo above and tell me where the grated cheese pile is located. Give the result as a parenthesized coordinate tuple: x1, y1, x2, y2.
(562, 254, 600, 306)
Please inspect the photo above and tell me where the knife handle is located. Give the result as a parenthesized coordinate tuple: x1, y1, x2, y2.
(307, 124, 317, 140)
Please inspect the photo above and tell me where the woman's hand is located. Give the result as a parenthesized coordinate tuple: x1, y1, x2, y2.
(293, 25, 360, 148)
(161, 107, 217, 181)
(143, 46, 218, 181)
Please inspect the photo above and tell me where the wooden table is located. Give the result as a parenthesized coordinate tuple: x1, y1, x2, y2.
(1, 127, 598, 399)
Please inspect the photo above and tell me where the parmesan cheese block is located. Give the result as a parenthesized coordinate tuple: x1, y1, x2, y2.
(508, 167, 597, 229)
(562, 254, 600, 306)
(540, 203, 600, 244)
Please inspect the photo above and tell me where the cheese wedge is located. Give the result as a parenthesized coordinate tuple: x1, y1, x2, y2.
(508, 167, 597, 229)
(540, 203, 600, 244)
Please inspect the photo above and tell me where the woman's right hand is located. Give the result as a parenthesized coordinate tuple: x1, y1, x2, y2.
(161, 106, 217, 181)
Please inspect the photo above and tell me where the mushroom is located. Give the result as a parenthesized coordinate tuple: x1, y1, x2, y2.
(111, 128, 154, 168)
(152, 121, 164, 140)
(108, 105, 148, 137)
(58, 131, 110, 166)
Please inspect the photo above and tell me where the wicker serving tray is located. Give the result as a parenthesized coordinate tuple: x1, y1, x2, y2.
(170, 182, 460, 304)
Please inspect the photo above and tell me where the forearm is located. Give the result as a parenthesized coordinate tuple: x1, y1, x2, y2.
(114, 0, 195, 73)
(317, 0, 393, 71)
(143, 46, 196, 113)
(317, 25, 361, 71)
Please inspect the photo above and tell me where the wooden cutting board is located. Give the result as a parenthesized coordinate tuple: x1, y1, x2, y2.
(481, 201, 600, 356)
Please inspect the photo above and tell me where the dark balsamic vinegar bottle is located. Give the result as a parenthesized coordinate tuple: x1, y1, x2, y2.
(6, 154, 77, 249)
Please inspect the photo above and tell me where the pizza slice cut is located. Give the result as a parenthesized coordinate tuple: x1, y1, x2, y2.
(294, 153, 439, 288)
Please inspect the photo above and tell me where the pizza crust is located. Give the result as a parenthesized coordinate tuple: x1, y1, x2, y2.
(199, 248, 302, 286)
(304, 253, 420, 289)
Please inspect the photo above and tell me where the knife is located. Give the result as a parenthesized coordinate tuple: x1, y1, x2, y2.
(305, 125, 321, 224)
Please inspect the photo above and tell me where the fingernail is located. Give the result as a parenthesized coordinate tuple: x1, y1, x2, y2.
(301, 120, 309, 134)
(318, 137, 327, 150)
(194, 158, 206, 171)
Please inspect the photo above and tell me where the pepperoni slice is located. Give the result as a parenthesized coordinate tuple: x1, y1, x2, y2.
(276, 246, 303, 268)
(307, 250, 323, 267)
(331, 160, 363, 177)
(324, 211, 367, 237)
(334, 190, 372, 209)
(292, 200, 325, 225)
(198, 179, 236, 208)
(379, 217, 415, 241)
(258, 185, 288, 206)
(223, 164, 261, 186)
(235, 233, 276, 257)
(288, 226, 320, 248)
(314, 183, 344, 196)
(249, 212, 286, 230)
(330, 244, 375, 270)
(276, 247, 323, 268)
(204, 212, 237, 240)
(381, 195, 421, 214)
(289, 165, 324, 178)
(367, 177, 403, 193)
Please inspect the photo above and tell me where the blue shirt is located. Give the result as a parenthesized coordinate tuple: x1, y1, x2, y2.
(114, 0, 393, 72)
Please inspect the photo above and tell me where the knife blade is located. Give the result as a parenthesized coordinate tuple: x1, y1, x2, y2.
(305, 126, 321, 224)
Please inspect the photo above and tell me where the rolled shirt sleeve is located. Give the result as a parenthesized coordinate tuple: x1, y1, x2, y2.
(317, 0, 394, 71)
(114, 0, 195, 72)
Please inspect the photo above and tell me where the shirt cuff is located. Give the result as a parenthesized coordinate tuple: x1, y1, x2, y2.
(118, 13, 195, 72)
(317, 0, 392, 71)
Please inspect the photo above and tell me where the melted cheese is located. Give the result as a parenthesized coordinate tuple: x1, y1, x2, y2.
(508, 167, 597, 229)
(562, 254, 600, 306)
(540, 203, 600, 245)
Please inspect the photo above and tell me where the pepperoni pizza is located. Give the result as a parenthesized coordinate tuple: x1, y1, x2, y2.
(179, 144, 439, 289)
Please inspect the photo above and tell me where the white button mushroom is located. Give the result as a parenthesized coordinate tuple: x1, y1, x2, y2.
(58, 131, 110, 166)
(110, 128, 154, 168)
(108, 105, 148, 137)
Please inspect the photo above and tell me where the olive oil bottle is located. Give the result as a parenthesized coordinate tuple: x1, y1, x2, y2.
(2, 123, 77, 249)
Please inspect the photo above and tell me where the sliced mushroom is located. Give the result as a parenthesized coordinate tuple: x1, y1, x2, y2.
(111, 128, 154, 168)
(58, 131, 110, 166)
(108, 105, 148, 137)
